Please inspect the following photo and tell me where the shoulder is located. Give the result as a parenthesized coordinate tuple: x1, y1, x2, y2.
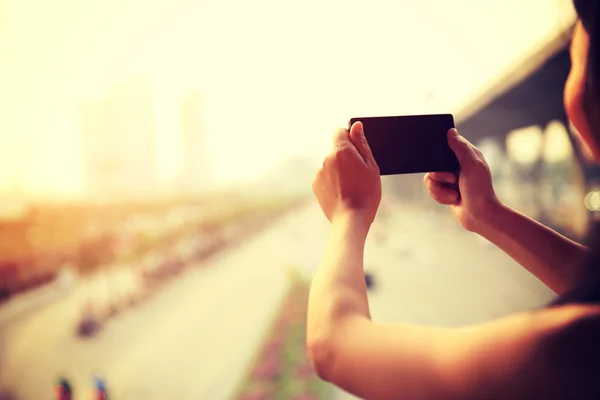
(314, 305, 600, 400)
(445, 304, 600, 399)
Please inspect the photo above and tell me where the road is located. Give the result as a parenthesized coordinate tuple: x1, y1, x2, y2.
(0, 199, 557, 400)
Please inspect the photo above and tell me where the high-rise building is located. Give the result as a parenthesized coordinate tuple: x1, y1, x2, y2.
(80, 78, 158, 202)
(180, 90, 212, 194)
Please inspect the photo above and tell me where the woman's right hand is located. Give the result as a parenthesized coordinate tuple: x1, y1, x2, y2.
(423, 128, 502, 232)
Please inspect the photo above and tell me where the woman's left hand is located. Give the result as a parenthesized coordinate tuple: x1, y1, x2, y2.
(312, 121, 382, 227)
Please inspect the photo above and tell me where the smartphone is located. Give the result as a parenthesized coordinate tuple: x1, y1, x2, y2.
(348, 114, 459, 175)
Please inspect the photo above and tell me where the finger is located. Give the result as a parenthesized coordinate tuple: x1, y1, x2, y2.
(333, 128, 351, 148)
(428, 187, 459, 205)
(424, 178, 460, 205)
(332, 127, 363, 163)
(447, 128, 479, 167)
(348, 121, 376, 165)
(426, 171, 457, 184)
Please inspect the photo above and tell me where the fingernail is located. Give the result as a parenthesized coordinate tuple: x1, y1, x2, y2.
(356, 121, 364, 134)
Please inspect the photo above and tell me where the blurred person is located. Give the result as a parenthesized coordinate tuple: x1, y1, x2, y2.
(55, 378, 72, 400)
(93, 377, 108, 400)
(307, 1, 600, 398)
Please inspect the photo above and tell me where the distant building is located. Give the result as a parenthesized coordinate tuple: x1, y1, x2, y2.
(80, 78, 158, 202)
(180, 91, 212, 194)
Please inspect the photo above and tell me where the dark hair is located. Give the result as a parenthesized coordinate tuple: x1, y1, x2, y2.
(574, 0, 600, 140)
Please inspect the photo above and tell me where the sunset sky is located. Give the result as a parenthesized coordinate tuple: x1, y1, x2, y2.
(0, 0, 575, 198)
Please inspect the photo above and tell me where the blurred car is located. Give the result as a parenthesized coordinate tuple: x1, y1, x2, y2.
(365, 272, 375, 290)
(56, 267, 77, 289)
(175, 237, 197, 263)
(76, 307, 102, 338)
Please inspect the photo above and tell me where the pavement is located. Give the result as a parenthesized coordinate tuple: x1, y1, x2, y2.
(0, 198, 557, 400)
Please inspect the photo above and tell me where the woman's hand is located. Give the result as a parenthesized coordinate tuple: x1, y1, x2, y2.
(313, 122, 382, 227)
(424, 128, 501, 232)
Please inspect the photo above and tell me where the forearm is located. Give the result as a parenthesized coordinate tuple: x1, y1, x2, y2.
(307, 213, 372, 341)
(473, 202, 588, 295)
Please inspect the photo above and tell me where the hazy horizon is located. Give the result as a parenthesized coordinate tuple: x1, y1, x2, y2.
(0, 0, 575, 200)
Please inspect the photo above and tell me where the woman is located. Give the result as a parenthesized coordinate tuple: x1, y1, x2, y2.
(307, 1, 600, 399)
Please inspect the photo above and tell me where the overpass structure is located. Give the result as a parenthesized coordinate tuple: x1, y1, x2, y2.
(454, 23, 599, 239)
(455, 29, 572, 146)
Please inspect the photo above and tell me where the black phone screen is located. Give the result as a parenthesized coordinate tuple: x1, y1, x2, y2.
(349, 114, 459, 175)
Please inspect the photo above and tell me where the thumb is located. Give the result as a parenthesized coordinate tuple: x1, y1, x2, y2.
(447, 128, 478, 166)
(349, 121, 376, 164)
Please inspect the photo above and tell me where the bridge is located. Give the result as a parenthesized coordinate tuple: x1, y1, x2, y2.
(454, 24, 596, 239)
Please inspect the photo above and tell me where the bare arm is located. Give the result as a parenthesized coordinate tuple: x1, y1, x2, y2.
(306, 212, 371, 366)
(306, 211, 600, 400)
(308, 121, 380, 367)
(473, 202, 588, 295)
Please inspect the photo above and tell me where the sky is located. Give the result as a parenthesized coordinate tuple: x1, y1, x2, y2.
(0, 0, 576, 198)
